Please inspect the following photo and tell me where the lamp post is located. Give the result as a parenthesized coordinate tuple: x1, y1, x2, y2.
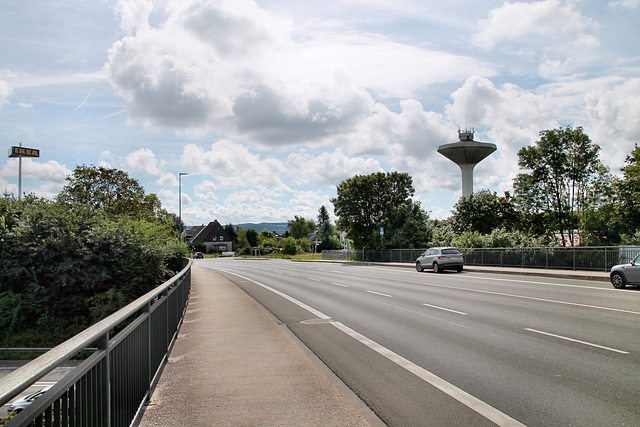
(179, 172, 188, 242)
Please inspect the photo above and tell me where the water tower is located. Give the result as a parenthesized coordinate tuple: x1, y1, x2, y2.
(437, 128, 496, 197)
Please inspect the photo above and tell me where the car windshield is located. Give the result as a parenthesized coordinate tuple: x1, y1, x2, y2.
(442, 249, 461, 255)
(632, 253, 640, 264)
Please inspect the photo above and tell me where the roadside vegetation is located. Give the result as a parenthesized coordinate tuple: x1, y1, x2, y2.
(0, 166, 189, 352)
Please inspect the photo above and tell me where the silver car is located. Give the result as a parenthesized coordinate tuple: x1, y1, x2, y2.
(610, 252, 640, 289)
(416, 247, 464, 273)
(8, 385, 52, 415)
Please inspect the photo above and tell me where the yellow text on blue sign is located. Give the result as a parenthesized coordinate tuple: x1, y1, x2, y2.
(9, 146, 40, 158)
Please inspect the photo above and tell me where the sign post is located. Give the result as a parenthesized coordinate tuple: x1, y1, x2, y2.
(8, 144, 40, 200)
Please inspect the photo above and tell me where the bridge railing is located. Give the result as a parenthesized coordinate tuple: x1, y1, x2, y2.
(322, 246, 640, 272)
(0, 258, 192, 427)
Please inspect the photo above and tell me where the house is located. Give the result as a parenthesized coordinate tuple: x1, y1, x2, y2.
(187, 220, 233, 253)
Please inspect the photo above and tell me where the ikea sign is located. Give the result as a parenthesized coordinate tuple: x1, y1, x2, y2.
(9, 146, 40, 158)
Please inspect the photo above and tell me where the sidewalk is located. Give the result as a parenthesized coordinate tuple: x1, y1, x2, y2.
(136, 266, 379, 426)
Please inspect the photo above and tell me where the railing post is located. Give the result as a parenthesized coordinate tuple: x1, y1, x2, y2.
(96, 332, 110, 427)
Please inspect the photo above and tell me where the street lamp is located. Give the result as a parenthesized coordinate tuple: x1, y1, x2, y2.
(179, 172, 188, 242)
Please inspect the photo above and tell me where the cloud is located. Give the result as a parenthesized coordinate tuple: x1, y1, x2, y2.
(105, 0, 494, 145)
(180, 139, 289, 190)
(156, 172, 178, 187)
(585, 77, 640, 166)
(115, 0, 154, 33)
(286, 148, 383, 186)
(0, 80, 10, 106)
(472, 0, 598, 50)
(125, 147, 164, 175)
(609, 0, 640, 8)
(1, 159, 71, 183)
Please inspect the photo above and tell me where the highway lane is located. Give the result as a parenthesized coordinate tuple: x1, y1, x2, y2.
(200, 258, 640, 426)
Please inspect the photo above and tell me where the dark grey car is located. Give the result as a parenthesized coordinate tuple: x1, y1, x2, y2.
(610, 252, 640, 288)
(416, 247, 464, 273)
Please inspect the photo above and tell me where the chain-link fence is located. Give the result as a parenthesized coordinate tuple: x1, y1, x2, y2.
(322, 246, 640, 272)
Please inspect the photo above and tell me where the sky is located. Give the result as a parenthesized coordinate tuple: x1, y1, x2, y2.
(1, 0, 639, 226)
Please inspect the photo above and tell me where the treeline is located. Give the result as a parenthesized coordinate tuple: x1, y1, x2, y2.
(0, 166, 189, 349)
(196, 206, 343, 256)
(334, 127, 640, 250)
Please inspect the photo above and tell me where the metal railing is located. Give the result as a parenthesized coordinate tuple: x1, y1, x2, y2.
(322, 246, 640, 272)
(0, 258, 192, 426)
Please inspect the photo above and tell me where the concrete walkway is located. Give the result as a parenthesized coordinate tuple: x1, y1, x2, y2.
(137, 266, 377, 426)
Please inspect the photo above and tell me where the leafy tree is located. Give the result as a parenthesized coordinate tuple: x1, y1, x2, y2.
(235, 228, 250, 254)
(382, 200, 431, 249)
(245, 228, 259, 247)
(614, 143, 640, 234)
(288, 216, 316, 239)
(225, 223, 239, 244)
(450, 190, 519, 234)
(58, 166, 145, 215)
(332, 172, 429, 249)
(314, 205, 342, 251)
(513, 126, 611, 246)
(281, 237, 297, 256)
(428, 220, 457, 247)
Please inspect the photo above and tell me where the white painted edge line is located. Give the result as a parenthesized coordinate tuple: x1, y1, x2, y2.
(332, 282, 350, 288)
(422, 303, 467, 315)
(308, 277, 321, 282)
(367, 290, 393, 298)
(331, 321, 525, 427)
(214, 267, 524, 427)
(525, 328, 630, 354)
(217, 269, 330, 320)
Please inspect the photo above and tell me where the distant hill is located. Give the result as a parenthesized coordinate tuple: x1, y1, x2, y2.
(237, 222, 289, 234)
(186, 222, 290, 235)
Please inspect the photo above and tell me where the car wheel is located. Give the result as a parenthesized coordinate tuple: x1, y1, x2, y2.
(416, 261, 423, 272)
(456, 266, 463, 272)
(611, 272, 627, 289)
(433, 262, 441, 273)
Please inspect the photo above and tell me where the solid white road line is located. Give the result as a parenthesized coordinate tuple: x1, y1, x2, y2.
(525, 328, 630, 354)
(331, 321, 525, 427)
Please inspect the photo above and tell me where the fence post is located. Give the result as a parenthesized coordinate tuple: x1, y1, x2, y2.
(97, 332, 110, 427)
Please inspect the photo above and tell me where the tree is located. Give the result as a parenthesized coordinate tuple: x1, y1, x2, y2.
(245, 228, 259, 247)
(225, 223, 239, 244)
(513, 127, 611, 246)
(281, 237, 297, 255)
(614, 143, 640, 234)
(288, 216, 316, 239)
(450, 190, 519, 234)
(316, 205, 342, 251)
(332, 172, 429, 249)
(317, 205, 330, 226)
(58, 166, 146, 216)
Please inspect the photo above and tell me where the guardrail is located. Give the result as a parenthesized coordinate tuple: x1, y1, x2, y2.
(322, 246, 640, 272)
(0, 258, 192, 426)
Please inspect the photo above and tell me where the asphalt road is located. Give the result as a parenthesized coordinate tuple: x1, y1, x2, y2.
(202, 258, 640, 427)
